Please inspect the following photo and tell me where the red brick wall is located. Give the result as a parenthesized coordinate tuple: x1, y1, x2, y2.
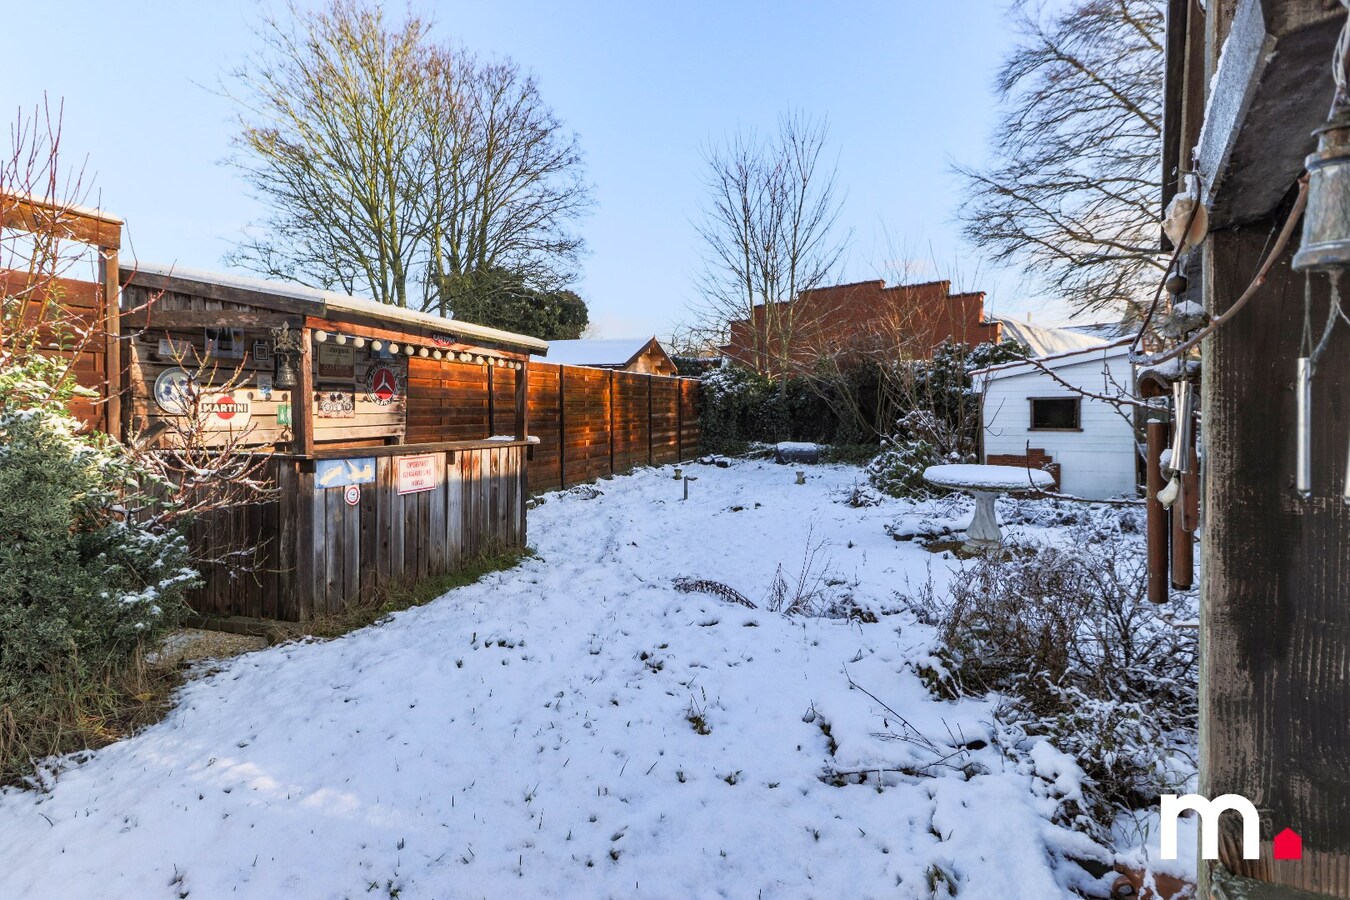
(986, 447, 1061, 490)
(724, 279, 1002, 374)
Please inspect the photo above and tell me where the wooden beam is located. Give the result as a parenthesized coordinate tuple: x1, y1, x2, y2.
(295, 327, 315, 458)
(100, 248, 122, 439)
(1146, 418, 1170, 604)
(1195, 0, 1343, 228)
(514, 359, 528, 440)
(1, 193, 122, 249)
(123, 309, 295, 331)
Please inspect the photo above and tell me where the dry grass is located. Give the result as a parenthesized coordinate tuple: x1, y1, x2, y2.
(2, 545, 531, 789)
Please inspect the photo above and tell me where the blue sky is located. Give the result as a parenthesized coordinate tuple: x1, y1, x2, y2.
(6, 1, 1072, 336)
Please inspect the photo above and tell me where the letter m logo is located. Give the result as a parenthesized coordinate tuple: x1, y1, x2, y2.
(1160, 793, 1261, 861)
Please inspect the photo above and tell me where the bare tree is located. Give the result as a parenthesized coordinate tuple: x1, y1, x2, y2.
(226, 0, 432, 307)
(694, 112, 849, 378)
(225, 1, 591, 314)
(955, 0, 1165, 319)
(423, 49, 591, 314)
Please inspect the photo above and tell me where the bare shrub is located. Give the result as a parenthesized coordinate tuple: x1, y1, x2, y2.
(903, 526, 1196, 838)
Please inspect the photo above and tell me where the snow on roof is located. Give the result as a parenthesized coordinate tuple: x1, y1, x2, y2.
(530, 338, 655, 367)
(991, 316, 1108, 357)
(121, 262, 548, 353)
(970, 336, 1135, 380)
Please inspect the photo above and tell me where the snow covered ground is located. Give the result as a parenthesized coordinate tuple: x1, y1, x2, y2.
(0, 460, 1187, 898)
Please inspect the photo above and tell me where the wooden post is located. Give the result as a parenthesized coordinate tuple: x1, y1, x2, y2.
(1171, 434, 1196, 591)
(295, 327, 315, 458)
(514, 358, 528, 440)
(677, 378, 684, 462)
(647, 374, 654, 465)
(1146, 417, 1170, 604)
(608, 370, 616, 476)
(99, 246, 122, 439)
(486, 361, 495, 436)
(558, 365, 567, 489)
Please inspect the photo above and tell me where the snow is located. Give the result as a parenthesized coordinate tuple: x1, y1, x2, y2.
(924, 463, 1055, 491)
(0, 462, 1137, 898)
(775, 441, 820, 452)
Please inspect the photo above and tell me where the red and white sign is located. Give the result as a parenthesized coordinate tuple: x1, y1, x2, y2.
(397, 455, 439, 495)
(366, 364, 402, 405)
(343, 484, 361, 506)
(201, 392, 252, 429)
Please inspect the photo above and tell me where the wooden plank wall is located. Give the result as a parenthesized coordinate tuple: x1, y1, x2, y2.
(185, 445, 527, 621)
(1, 270, 109, 430)
(523, 362, 703, 493)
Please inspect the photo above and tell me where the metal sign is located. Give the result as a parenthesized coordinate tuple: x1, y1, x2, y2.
(397, 454, 439, 494)
(201, 392, 252, 429)
(153, 367, 196, 415)
(316, 457, 377, 488)
(366, 364, 402, 405)
(316, 389, 355, 418)
(343, 484, 361, 506)
(317, 344, 356, 380)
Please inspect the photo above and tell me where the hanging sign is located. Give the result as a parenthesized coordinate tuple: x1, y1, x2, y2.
(153, 367, 197, 415)
(397, 454, 439, 494)
(256, 373, 274, 400)
(366, 364, 403, 405)
(343, 484, 362, 506)
(430, 332, 458, 347)
(317, 344, 356, 380)
(277, 402, 292, 427)
(201, 392, 252, 429)
(316, 457, 377, 488)
(316, 389, 355, 418)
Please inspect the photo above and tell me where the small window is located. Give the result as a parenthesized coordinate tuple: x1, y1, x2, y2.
(1030, 397, 1080, 431)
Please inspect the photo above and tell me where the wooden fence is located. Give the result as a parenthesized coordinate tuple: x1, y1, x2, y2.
(188, 443, 527, 621)
(521, 363, 701, 493)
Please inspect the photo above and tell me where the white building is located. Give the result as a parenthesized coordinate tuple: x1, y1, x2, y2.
(971, 339, 1138, 500)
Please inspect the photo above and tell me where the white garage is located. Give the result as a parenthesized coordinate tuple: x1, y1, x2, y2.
(972, 339, 1139, 500)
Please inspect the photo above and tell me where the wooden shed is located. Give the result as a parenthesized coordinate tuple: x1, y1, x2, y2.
(121, 264, 547, 622)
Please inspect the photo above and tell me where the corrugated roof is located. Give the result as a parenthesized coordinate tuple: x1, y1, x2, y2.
(991, 316, 1109, 357)
(121, 262, 549, 353)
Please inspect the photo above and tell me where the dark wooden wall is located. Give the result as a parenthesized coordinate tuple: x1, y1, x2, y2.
(1201, 221, 1350, 893)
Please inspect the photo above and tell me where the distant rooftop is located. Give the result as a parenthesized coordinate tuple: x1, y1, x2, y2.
(991, 316, 1108, 357)
(531, 338, 656, 367)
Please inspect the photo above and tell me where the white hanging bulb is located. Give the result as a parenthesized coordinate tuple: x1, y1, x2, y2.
(353, 337, 366, 349)
(418, 347, 429, 358)
(433, 349, 443, 360)
(335, 333, 348, 345)
(388, 343, 399, 354)
(314, 330, 329, 343)
(371, 339, 383, 352)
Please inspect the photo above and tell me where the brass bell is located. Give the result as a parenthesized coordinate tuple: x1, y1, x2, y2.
(274, 354, 300, 390)
(1293, 113, 1350, 272)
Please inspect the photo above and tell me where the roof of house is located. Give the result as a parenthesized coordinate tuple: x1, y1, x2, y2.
(121, 262, 549, 353)
(971, 336, 1135, 380)
(530, 337, 660, 367)
(990, 316, 1109, 357)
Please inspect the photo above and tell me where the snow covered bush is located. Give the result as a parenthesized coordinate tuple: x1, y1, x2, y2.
(904, 526, 1196, 840)
(0, 353, 199, 781)
(866, 437, 942, 499)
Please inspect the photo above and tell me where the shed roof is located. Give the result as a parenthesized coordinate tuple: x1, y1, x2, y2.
(530, 337, 659, 367)
(970, 336, 1134, 380)
(121, 262, 549, 354)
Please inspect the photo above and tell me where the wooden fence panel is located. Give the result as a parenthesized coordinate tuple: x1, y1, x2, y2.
(526, 364, 563, 493)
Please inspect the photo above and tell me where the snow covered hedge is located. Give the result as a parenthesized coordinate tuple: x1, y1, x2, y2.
(0, 353, 199, 778)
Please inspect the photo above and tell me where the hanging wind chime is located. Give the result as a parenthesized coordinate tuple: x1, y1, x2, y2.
(1290, 2, 1350, 503)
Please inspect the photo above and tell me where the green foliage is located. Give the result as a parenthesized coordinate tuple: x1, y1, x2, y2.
(0, 354, 199, 781)
(440, 268, 588, 341)
(866, 438, 942, 499)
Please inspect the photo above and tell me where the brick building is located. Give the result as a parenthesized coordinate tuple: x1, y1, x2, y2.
(721, 279, 1002, 375)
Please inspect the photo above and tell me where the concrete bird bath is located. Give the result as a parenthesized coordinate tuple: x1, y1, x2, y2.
(922, 464, 1054, 550)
